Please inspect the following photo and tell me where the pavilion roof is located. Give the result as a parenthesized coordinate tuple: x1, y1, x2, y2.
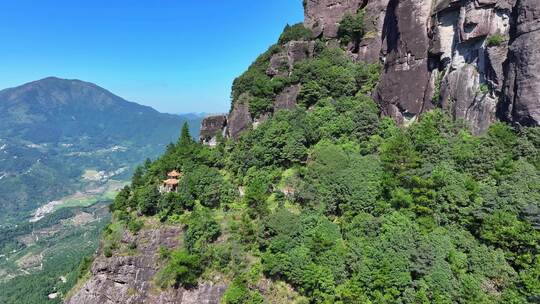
(167, 170, 182, 178)
(163, 179, 179, 186)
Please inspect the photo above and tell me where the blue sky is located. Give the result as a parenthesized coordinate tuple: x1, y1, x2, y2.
(0, 1, 304, 114)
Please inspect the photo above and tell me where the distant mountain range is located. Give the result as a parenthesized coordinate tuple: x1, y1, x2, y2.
(0, 77, 203, 224)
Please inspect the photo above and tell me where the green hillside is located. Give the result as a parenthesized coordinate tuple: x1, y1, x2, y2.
(0, 77, 202, 224)
(104, 35, 540, 303)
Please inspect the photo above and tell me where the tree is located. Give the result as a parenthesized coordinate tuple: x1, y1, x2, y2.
(184, 207, 221, 253)
(156, 249, 202, 288)
(135, 185, 160, 216)
(278, 23, 313, 44)
(179, 122, 193, 146)
(337, 10, 365, 45)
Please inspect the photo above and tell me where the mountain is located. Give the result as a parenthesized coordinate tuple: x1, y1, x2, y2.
(0, 77, 203, 224)
(0, 77, 204, 304)
(0, 77, 193, 145)
(200, 0, 539, 144)
(67, 1, 539, 304)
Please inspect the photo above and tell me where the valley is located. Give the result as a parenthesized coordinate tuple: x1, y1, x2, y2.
(0, 77, 204, 303)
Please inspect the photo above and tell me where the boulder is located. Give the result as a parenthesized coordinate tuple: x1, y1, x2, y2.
(267, 52, 289, 77)
(267, 41, 315, 77)
(485, 44, 508, 93)
(458, 4, 510, 43)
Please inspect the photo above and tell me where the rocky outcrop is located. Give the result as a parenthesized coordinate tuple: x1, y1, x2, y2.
(267, 41, 315, 77)
(66, 226, 227, 304)
(200, 115, 228, 146)
(228, 0, 538, 138)
(375, 0, 434, 125)
(304, 0, 366, 38)
(274, 84, 301, 111)
(366, 0, 518, 133)
(228, 95, 253, 139)
(502, 0, 540, 126)
(355, 0, 390, 63)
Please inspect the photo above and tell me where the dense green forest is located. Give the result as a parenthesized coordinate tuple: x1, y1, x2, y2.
(105, 34, 540, 302)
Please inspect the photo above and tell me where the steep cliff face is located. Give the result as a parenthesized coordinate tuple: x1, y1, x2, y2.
(66, 224, 227, 304)
(202, 0, 538, 144)
(502, 0, 540, 126)
(200, 115, 228, 146)
(302, 0, 539, 134)
(304, 0, 366, 38)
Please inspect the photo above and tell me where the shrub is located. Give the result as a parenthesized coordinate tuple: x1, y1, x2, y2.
(487, 34, 505, 47)
(338, 10, 365, 45)
(127, 218, 143, 233)
(278, 23, 313, 44)
(479, 84, 489, 94)
(103, 245, 113, 258)
(155, 249, 202, 288)
(76, 256, 94, 279)
(184, 208, 221, 253)
(223, 279, 265, 304)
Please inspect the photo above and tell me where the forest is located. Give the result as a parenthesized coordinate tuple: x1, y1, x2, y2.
(108, 71, 540, 304)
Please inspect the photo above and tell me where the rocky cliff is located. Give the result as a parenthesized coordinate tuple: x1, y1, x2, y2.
(66, 222, 227, 304)
(305, 0, 539, 134)
(206, 0, 538, 143)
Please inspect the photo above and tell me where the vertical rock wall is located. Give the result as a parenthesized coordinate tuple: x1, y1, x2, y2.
(304, 0, 539, 133)
(304, 0, 366, 38)
(502, 0, 540, 126)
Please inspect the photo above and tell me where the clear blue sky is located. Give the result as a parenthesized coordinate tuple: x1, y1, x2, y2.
(0, 1, 304, 114)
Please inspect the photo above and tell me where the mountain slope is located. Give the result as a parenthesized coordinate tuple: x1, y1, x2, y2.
(0, 77, 202, 224)
(0, 77, 186, 145)
(0, 77, 204, 304)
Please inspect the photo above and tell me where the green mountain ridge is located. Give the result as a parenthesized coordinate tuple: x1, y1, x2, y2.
(66, 21, 540, 304)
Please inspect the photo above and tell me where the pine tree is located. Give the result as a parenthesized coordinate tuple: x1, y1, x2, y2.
(179, 122, 193, 146)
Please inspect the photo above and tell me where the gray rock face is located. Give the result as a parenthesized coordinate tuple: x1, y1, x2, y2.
(200, 115, 228, 146)
(367, 0, 517, 133)
(355, 0, 390, 63)
(274, 84, 301, 111)
(375, 0, 434, 123)
(304, 0, 365, 38)
(66, 226, 227, 304)
(502, 0, 540, 126)
(267, 41, 315, 77)
(228, 95, 253, 139)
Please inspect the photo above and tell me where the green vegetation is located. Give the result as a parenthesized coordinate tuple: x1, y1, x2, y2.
(155, 249, 202, 288)
(0, 203, 110, 304)
(0, 83, 204, 225)
(230, 25, 380, 119)
(99, 15, 538, 303)
(278, 23, 313, 44)
(108, 90, 540, 303)
(338, 10, 366, 45)
(432, 71, 444, 105)
(479, 83, 490, 95)
(487, 34, 506, 47)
